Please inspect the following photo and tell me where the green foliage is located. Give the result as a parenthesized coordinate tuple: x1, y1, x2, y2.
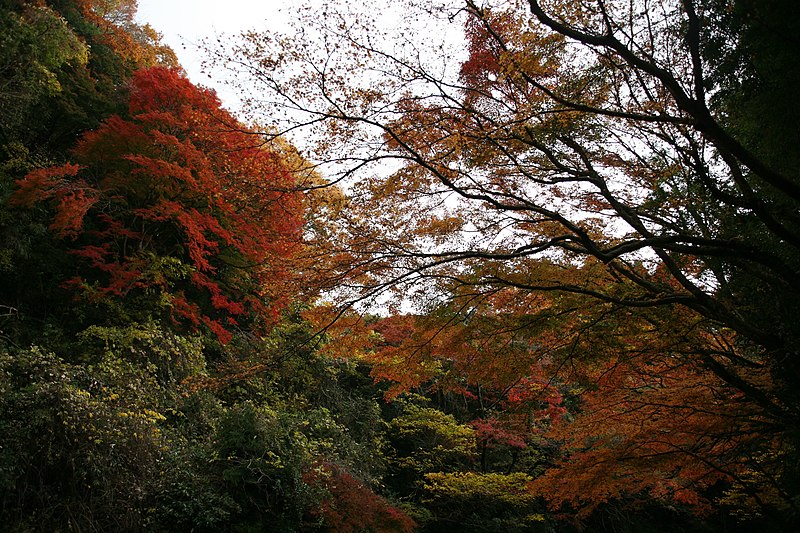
(0, 318, 409, 531)
(424, 471, 536, 507)
(147, 474, 241, 533)
(0, 4, 89, 138)
(212, 402, 322, 528)
(386, 396, 477, 495)
(423, 472, 549, 532)
(0, 345, 167, 530)
(79, 321, 207, 382)
(0, 0, 180, 349)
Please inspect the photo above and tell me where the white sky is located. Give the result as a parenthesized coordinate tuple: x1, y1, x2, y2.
(135, 1, 301, 107)
(135, 1, 466, 112)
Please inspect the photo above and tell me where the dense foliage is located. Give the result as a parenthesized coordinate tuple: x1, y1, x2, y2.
(1, 0, 798, 531)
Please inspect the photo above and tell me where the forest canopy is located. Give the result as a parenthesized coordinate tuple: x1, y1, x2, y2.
(1, 0, 798, 531)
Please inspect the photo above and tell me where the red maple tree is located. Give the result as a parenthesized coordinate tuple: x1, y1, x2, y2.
(13, 67, 303, 341)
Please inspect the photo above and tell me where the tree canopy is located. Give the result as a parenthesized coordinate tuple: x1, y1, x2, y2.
(212, 0, 800, 525)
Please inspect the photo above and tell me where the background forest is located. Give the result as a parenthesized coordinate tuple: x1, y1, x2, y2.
(0, 0, 798, 531)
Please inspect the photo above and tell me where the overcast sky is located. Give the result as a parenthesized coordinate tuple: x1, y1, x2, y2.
(135, 1, 300, 107)
(135, 0, 466, 117)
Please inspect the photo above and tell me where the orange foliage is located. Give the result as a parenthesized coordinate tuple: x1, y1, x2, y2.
(531, 350, 779, 519)
(77, 0, 177, 68)
(358, 281, 786, 518)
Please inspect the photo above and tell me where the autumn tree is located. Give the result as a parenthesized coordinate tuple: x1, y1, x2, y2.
(0, 0, 180, 343)
(11, 66, 304, 342)
(210, 0, 800, 524)
(304, 462, 416, 533)
(75, 0, 177, 68)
